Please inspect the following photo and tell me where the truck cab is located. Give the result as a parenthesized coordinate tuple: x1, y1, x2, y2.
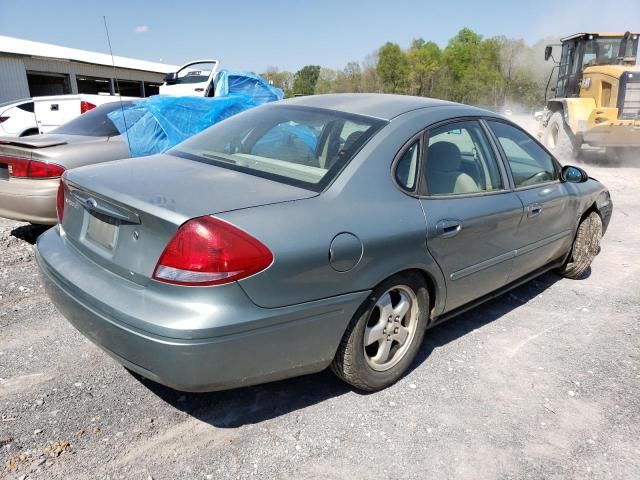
(159, 60, 220, 97)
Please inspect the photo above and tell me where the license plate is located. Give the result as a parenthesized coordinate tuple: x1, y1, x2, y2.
(86, 212, 117, 250)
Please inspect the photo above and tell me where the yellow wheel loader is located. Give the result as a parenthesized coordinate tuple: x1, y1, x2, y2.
(540, 32, 640, 161)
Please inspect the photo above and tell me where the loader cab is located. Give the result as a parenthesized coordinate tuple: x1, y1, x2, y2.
(549, 33, 639, 98)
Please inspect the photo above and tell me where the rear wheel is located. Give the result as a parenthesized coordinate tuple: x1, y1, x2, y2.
(331, 272, 429, 391)
(558, 211, 602, 279)
(543, 112, 579, 161)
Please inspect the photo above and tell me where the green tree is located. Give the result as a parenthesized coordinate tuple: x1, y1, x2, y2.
(262, 66, 294, 95)
(315, 68, 338, 94)
(442, 28, 503, 106)
(376, 42, 409, 93)
(292, 65, 321, 96)
(407, 38, 442, 96)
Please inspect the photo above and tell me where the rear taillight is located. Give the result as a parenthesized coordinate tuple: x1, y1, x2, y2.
(153, 216, 273, 286)
(80, 101, 96, 114)
(56, 180, 65, 223)
(0, 116, 8, 124)
(2, 156, 65, 178)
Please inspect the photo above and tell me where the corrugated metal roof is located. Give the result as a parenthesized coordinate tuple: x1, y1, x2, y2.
(0, 35, 179, 73)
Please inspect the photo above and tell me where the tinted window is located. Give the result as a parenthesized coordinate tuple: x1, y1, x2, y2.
(488, 121, 557, 188)
(425, 121, 503, 195)
(17, 102, 34, 113)
(172, 105, 386, 192)
(395, 142, 419, 191)
(51, 102, 134, 137)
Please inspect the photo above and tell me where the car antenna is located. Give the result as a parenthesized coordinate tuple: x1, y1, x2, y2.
(103, 15, 131, 152)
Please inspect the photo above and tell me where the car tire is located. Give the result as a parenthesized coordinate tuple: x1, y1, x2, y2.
(543, 112, 578, 161)
(558, 211, 602, 279)
(331, 272, 429, 391)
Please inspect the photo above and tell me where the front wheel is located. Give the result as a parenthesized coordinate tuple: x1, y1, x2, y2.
(558, 211, 602, 279)
(331, 272, 429, 391)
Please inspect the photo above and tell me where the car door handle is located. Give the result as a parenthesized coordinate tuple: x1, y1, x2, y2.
(435, 219, 462, 238)
(528, 203, 543, 218)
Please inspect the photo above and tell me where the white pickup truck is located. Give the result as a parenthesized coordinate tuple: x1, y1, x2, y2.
(33, 94, 137, 134)
(159, 60, 220, 97)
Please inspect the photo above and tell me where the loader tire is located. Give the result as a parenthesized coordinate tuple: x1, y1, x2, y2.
(543, 112, 578, 161)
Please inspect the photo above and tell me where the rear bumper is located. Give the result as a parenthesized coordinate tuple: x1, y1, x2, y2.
(0, 177, 58, 224)
(36, 227, 368, 392)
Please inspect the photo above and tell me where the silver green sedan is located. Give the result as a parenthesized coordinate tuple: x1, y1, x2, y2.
(36, 94, 612, 392)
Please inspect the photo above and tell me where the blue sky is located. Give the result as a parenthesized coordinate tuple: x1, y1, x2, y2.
(1, 0, 638, 72)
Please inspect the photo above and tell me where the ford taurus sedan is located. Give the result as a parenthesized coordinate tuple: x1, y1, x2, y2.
(0, 102, 132, 224)
(36, 94, 612, 392)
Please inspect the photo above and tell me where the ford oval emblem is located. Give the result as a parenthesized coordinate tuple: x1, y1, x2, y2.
(86, 198, 98, 210)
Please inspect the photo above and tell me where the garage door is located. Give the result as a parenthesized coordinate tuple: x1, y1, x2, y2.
(27, 72, 71, 96)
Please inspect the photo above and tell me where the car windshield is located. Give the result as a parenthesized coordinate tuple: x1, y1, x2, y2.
(582, 36, 639, 66)
(171, 105, 386, 191)
(175, 62, 217, 84)
(51, 101, 134, 137)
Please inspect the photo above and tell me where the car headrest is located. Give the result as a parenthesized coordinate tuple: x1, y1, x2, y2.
(342, 131, 364, 153)
(427, 141, 462, 172)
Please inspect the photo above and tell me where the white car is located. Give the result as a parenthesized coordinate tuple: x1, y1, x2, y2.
(0, 99, 38, 137)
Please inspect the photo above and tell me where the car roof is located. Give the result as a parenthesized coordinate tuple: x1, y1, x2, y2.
(280, 93, 464, 121)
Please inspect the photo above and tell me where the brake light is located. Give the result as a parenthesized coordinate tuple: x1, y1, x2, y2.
(80, 101, 96, 114)
(56, 180, 65, 223)
(153, 216, 273, 286)
(0, 116, 8, 124)
(2, 157, 64, 178)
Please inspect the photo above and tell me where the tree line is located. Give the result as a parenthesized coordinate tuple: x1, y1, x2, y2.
(262, 28, 557, 110)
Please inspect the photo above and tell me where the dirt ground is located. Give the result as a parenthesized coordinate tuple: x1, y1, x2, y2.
(1, 129, 639, 479)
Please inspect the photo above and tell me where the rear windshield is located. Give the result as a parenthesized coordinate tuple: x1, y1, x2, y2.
(52, 101, 134, 137)
(171, 105, 386, 191)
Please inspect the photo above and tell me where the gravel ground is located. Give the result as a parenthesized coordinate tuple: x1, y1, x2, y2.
(1, 157, 639, 479)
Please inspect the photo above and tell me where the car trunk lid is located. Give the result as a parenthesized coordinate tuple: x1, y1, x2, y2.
(0, 135, 69, 149)
(0, 135, 108, 181)
(60, 153, 317, 285)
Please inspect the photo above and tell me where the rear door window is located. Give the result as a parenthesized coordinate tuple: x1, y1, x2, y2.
(17, 102, 34, 113)
(424, 120, 504, 195)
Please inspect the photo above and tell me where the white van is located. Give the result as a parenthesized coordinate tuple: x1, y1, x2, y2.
(33, 94, 138, 134)
(159, 60, 220, 97)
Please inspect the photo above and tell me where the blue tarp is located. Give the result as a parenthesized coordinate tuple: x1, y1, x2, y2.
(215, 69, 284, 103)
(108, 70, 283, 157)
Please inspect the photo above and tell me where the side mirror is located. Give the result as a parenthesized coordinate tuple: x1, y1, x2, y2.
(561, 165, 589, 183)
(163, 72, 177, 85)
(544, 46, 553, 61)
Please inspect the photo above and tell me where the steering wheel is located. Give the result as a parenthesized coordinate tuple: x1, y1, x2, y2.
(520, 171, 549, 186)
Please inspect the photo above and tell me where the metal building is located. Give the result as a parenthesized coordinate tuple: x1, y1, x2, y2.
(0, 35, 179, 103)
